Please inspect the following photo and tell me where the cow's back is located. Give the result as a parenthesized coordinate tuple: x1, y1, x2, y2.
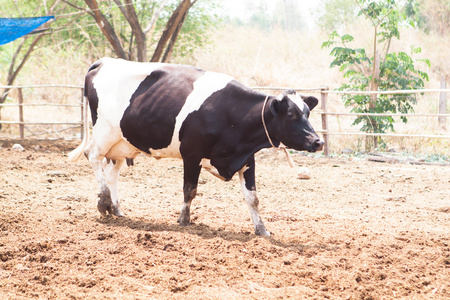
(86, 58, 234, 158)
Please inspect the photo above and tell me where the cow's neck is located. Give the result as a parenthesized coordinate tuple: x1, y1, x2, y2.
(237, 93, 282, 155)
(209, 93, 281, 179)
(258, 94, 280, 150)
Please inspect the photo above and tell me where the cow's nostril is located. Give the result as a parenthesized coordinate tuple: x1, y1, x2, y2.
(313, 139, 324, 151)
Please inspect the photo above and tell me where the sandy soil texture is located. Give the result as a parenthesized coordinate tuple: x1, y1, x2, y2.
(0, 141, 449, 299)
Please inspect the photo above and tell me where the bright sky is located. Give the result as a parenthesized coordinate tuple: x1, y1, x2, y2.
(222, 0, 321, 29)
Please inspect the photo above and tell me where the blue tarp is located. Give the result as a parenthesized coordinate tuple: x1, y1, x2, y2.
(0, 16, 54, 46)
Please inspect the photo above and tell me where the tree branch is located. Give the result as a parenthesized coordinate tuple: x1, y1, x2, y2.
(62, 0, 95, 18)
(143, 0, 170, 36)
(124, 0, 147, 62)
(355, 0, 377, 27)
(162, 8, 188, 62)
(151, 0, 192, 62)
(1, 0, 60, 103)
(84, 0, 127, 59)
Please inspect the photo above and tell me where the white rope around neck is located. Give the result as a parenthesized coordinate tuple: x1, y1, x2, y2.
(261, 95, 295, 168)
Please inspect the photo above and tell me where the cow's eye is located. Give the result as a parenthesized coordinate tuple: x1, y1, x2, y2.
(287, 111, 296, 119)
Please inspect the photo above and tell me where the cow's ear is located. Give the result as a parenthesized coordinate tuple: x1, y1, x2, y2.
(303, 96, 319, 111)
(269, 98, 280, 116)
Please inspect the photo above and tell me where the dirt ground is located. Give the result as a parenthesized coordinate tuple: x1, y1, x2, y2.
(0, 140, 449, 300)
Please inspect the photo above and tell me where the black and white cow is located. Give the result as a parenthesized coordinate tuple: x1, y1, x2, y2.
(68, 57, 324, 236)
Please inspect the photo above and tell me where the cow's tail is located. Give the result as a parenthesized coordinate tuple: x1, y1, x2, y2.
(67, 96, 89, 162)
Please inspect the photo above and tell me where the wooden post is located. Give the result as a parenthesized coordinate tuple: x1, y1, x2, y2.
(321, 87, 330, 156)
(80, 88, 84, 140)
(18, 88, 24, 139)
(439, 75, 447, 130)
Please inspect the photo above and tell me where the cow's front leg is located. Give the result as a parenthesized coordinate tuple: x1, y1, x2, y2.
(238, 156, 270, 236)
(178, 158, 202, 226)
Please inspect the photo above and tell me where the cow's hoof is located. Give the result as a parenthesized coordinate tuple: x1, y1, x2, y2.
(255, 229, 270, 237)
(98, 201, 112, 217)
(177, 219, 191, 226)
(98, 189, 112, 216)
(177, 215, 191, 226)
(255, 224, 270, 237)
(112, 206, 124, 217)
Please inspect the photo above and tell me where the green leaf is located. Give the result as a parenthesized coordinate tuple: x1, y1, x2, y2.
(341, 34, 354, 43)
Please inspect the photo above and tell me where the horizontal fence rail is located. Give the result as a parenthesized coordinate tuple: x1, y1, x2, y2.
(0, 84, 83, 89)
(0, 103, 80, 107)
(317, 112, 450, 117)
(0, 84, 84, 139)
(1, 84, 449, 155)
(253, 87, 450, 94)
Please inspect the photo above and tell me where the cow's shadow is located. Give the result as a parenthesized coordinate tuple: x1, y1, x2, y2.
(97, 215, 338, 255)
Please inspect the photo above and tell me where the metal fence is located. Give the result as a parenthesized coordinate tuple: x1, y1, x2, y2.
(1, 84, 449, 156)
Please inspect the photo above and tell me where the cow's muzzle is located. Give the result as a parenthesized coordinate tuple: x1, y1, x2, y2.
(310, 138, 324, 152)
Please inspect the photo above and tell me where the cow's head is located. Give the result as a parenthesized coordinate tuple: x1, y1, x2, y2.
(268, 90, 324, 152)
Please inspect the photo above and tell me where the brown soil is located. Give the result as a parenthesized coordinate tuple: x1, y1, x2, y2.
(0, 140, 449, 299)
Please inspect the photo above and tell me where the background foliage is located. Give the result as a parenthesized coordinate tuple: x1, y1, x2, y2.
(321, 0, 431, 151)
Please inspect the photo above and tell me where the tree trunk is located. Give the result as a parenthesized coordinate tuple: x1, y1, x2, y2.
(123, 0, 147, 62)
(151, 0, 192, 62)
(162, 8, 188, 62)
(84, 0, 126, 59)
(366, 50, 380, 152)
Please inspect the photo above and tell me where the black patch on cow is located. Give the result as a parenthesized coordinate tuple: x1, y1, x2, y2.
(85, 61, 102, 125)
(179, 80, 271, 180)
(120, 65, 205, 153)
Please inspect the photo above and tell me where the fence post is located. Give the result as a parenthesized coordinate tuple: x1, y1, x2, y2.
(320, 87, 329, 156)
(80, 88, 84, 140)
(18, 88, 24, 139)
(439, 75, 447, 130)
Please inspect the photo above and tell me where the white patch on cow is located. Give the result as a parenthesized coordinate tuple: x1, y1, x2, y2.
(200, 159, 226, 180)
(287, 94, 306, 113)
(93, 58, 166, 131)
(277, 92, 306, 112)
(149, 71, 234, 158)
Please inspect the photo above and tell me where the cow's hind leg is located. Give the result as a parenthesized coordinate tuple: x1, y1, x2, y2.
(87, 152, 112, 216)
(178, 158, 202, 226)
(238, 156, 270, 236)
(103, 158, 125, 216)
(84, 124, 122, 216)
